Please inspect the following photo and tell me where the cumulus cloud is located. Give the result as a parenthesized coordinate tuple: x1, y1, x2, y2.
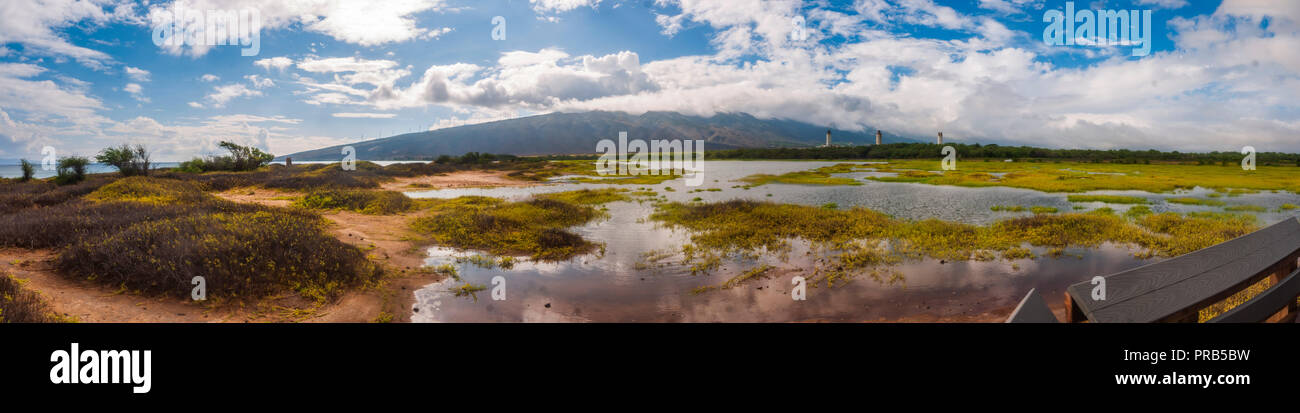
(125, 66, 151, 82)
(0, 0, 141, 69)
(254, 56, 294, 71)
(147, 0, 451, 56)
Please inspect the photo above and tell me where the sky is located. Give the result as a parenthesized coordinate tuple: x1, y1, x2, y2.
(1, 0, 1298, 161)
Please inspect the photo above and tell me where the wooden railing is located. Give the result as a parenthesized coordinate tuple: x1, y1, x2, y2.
(1008, 218, 1300, 323)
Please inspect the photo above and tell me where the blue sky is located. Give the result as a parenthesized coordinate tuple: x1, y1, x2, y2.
(2, 0, 1299, 161)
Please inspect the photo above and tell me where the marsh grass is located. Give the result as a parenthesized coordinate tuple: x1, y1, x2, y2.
(1167, 197, 1226, 207)
(650, 200, 1258, 283)
(1067, 195, 1149, 204)
(741, 163, 865, 186)
(862, 160, 1300, 193)
(410, 190, 625, 261)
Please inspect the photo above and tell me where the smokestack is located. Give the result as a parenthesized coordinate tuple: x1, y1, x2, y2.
(826, 129, 831, 147)
(875, 130, 882, 145)
(937, 132, 944, 145)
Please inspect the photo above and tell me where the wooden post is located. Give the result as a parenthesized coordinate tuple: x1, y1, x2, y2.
(1064, 292, 1086, 323)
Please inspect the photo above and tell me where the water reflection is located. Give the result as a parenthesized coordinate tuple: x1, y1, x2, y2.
(408, 161, 1300, 322)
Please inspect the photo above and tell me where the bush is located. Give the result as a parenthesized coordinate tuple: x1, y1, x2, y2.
(95, 144, 151, 176)
(294, 189, 414, 214)
(179, 141, 274, 173)
(19, 159, 34, 182)
(0, 273, 56, 323)
(54, 156, 90, 185)
(56, 210, 381, 303)
(86, 176, 210, 204)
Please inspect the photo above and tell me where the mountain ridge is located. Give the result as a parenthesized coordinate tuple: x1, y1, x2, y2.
(279, 111, 916, 161)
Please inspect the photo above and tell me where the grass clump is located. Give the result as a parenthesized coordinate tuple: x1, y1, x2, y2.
(1167, 197, 1226, 207)
(535, 188, 629, 205)
(1067, 195, 1149, 204)
(991, 205, 1025, 212)
(1030, 206, 1058, 214)
(740, 163, 865, 186)
(410, 192, 610, 261)
(1223, 205, 1267, 212)
(651, 199, 1259, 280)
(294, 188, 414, 215)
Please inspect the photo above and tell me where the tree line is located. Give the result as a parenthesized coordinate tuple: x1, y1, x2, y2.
(704, 143, 1300, 166)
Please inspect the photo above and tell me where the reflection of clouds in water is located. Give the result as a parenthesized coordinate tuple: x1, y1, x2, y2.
(403, 161, 1293, 322)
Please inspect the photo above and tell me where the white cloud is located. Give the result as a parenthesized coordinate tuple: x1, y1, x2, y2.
(0, 0, 140, 68)
(332, 112, 397, 119)
(125, 66, 151, 82)
(123, 82, 148, 102)
(202, 83, 262, 107)
(531, 0, 601, 14)
(254, 56, 294, 71)
(245, 75, 275, 88)
(149, 0, 451, 56)
(1136, 0, 1189, 9)
(200, 74, 220, 82)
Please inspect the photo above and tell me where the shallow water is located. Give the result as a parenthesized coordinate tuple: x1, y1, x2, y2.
(405, 161, 1300, 322)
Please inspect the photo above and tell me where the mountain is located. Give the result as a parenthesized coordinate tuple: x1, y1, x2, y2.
(280, 111, 915, 161)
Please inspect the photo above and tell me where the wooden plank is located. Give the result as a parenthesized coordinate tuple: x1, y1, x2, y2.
(1066, 218, 1300, 322)
(1209, 268, 1300, 323)
(1070, 218, 1299, 312)
(1089, 238, 1298, 322)
(1006, 288, 1059, 323)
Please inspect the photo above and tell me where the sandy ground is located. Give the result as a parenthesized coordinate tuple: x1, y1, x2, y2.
(0, 249, 231, 322)
(379, 170, 538, 191)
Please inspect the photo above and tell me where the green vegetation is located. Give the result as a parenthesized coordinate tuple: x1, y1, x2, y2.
(705, 142, 1300, 166)
(54, 156, 89, 185)
(95, 144, 152, 177)
(0, 175, 382, 305)
(87, 176, 211, 205)
(294, 189, 415, 215)
(1067, 195, 1149, 204)
(650, 200, 1258, 283)
(410, 190, 626, 261)
(991, 205, 1025, 212)
(1030, 206, 1058, 214)
(1281, 204, 1299, 211)
(1223, 205, 1268, 212)
(179, 141, 275, 173)
(692, 265, 775, 294)
(1167, 197, 1226, 207)
(450, 283, 488, 300)
(0, 273, 59, 323)
(19, 160, 34, 182)
(740, 163, 864, 186)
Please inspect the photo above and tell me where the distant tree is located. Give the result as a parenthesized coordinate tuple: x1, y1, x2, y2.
(95, 144, 152, 176)
(178, 141, 274, 173)
(18, 159, 34, 182)
(54, 156, 89, 185)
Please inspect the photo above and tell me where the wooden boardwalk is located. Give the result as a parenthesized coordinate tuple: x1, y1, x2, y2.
(1009, 217, 1300, 323)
